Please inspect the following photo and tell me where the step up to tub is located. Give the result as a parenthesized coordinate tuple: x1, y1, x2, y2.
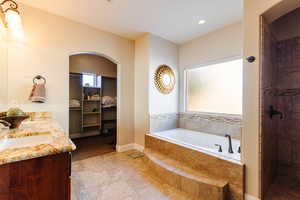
(145, 134, 244, 200)
(143, 149, 229, 200)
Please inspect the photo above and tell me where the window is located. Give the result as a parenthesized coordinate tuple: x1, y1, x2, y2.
(82, 73, 101, 88)
(186, 59, 243, 115)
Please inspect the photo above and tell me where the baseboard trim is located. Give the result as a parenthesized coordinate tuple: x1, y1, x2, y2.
(116, 143, 145, 152)
(134, 143, 145, 152)
(116, 143, 135, 152)
(245, 194, 260, 200)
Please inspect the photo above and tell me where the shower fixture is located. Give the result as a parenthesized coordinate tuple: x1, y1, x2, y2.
(268, 105, 283, 119)
(246, 56, 256, 63)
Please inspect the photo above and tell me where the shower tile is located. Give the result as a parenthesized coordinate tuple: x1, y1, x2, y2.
(293, 144, 300, 164)
(278, 139, 292, 165)
(271, 37, 300, 184)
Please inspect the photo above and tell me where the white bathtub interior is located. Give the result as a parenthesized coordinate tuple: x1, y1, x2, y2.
(149, 128, 241, 163)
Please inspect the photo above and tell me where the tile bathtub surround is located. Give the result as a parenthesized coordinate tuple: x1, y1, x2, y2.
(178, 112, 242, 140)
(149, 112, 242, 139)
(150, 113, 179, 133)
(145, 135, 245, 200)
(143, 149, 228, 200)
(0, 120, 76, 165)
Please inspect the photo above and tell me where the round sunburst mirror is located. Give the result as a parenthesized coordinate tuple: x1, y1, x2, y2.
(154, 65, 176, 94)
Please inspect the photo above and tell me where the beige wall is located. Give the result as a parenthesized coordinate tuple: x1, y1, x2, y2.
(179, 22, 243, 112)
(243, 0, 282, 198)
(1, 4, 135, 146)
(149, 34, 178, 115)
(0, 36, 7, 110)
(134, 34, 179, 146)
(134, 34, 150, 147)
(70, 54, 117, 78)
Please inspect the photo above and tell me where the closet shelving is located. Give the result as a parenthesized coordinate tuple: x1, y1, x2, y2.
(69, 73, 102, 139)
(69, 73, 117, 139)
(82, 86, 102, 137)
(101, 76, 117, 136)
(69, 73, 83, 139)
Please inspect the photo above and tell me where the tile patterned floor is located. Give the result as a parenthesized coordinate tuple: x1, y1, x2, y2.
(71, 151, 195, 200)
(72, 135, 115, 161)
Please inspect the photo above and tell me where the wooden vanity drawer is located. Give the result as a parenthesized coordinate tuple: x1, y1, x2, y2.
(0, 152, 71, 200)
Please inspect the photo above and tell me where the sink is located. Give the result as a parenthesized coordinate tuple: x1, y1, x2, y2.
(0, 134, 53, 151)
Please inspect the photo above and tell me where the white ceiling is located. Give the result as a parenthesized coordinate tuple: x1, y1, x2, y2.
(18, 0, 243, 44)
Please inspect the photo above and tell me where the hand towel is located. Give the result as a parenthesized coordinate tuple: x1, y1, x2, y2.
(29, 83, 46, 103)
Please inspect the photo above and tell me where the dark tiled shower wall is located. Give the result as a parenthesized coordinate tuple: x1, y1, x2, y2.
(276, 37, 300, 179)
(261, 18, 279, 195)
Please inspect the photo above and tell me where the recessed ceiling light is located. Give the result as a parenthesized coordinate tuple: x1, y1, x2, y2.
(198, 20, 206, 25)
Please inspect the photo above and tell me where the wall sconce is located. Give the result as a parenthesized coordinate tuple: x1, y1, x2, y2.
(0, 0, 23, 39)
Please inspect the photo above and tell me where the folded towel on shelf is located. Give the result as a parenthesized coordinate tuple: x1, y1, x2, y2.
(102, 96, 113, 105)
(29, 83, 46, 103)
(70, 99, 81, 107)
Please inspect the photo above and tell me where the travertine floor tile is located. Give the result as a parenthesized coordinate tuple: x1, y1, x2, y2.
(72, 151, 194, 200)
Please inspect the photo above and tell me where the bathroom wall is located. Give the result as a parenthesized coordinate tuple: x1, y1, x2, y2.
(134, 34, 179, 146)
(161, 23, 243, 148)
(149, 113, 178, 133)
(0, 39, 7, 110)
(179, 22, 243, 113)
(149, 34, 178, 115)
(148, 35, 179, 134)
(69, 54, 117, 78)
(243, 0, 300, 198)
(134, 34, 150, 147)
(2, 4, 135, 146)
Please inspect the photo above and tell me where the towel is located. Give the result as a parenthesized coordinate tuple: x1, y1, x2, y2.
(29, 83, 46, 103)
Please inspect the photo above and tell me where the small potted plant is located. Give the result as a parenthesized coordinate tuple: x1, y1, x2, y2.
(0, 108, 29, 129)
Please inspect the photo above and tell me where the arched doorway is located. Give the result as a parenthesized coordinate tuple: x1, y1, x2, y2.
(260, 2, 300, 199)
(68, 51, 120, 160)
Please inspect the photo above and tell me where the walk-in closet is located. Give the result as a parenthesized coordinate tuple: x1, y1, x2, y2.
(69, 53, 117, 159)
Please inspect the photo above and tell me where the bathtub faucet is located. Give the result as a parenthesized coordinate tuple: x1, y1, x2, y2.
(225, 134, 234, 154)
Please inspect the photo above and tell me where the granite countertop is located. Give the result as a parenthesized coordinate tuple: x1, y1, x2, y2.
(0, 117, 76, 165)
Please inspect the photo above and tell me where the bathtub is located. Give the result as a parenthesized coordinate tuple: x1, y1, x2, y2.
(149, 128, 241, 163)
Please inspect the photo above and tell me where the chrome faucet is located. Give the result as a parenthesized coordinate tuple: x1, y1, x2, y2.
(225, 134, 234, 154)
(215, 144, 222, 152)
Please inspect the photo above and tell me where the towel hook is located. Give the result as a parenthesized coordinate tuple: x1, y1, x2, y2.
(33, 75, 46, 84)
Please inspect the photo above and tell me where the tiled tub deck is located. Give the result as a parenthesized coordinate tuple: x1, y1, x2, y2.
(145, 134, 245, 200)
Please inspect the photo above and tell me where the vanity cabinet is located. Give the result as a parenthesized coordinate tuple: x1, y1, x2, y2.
(0, 152, 71, 200)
